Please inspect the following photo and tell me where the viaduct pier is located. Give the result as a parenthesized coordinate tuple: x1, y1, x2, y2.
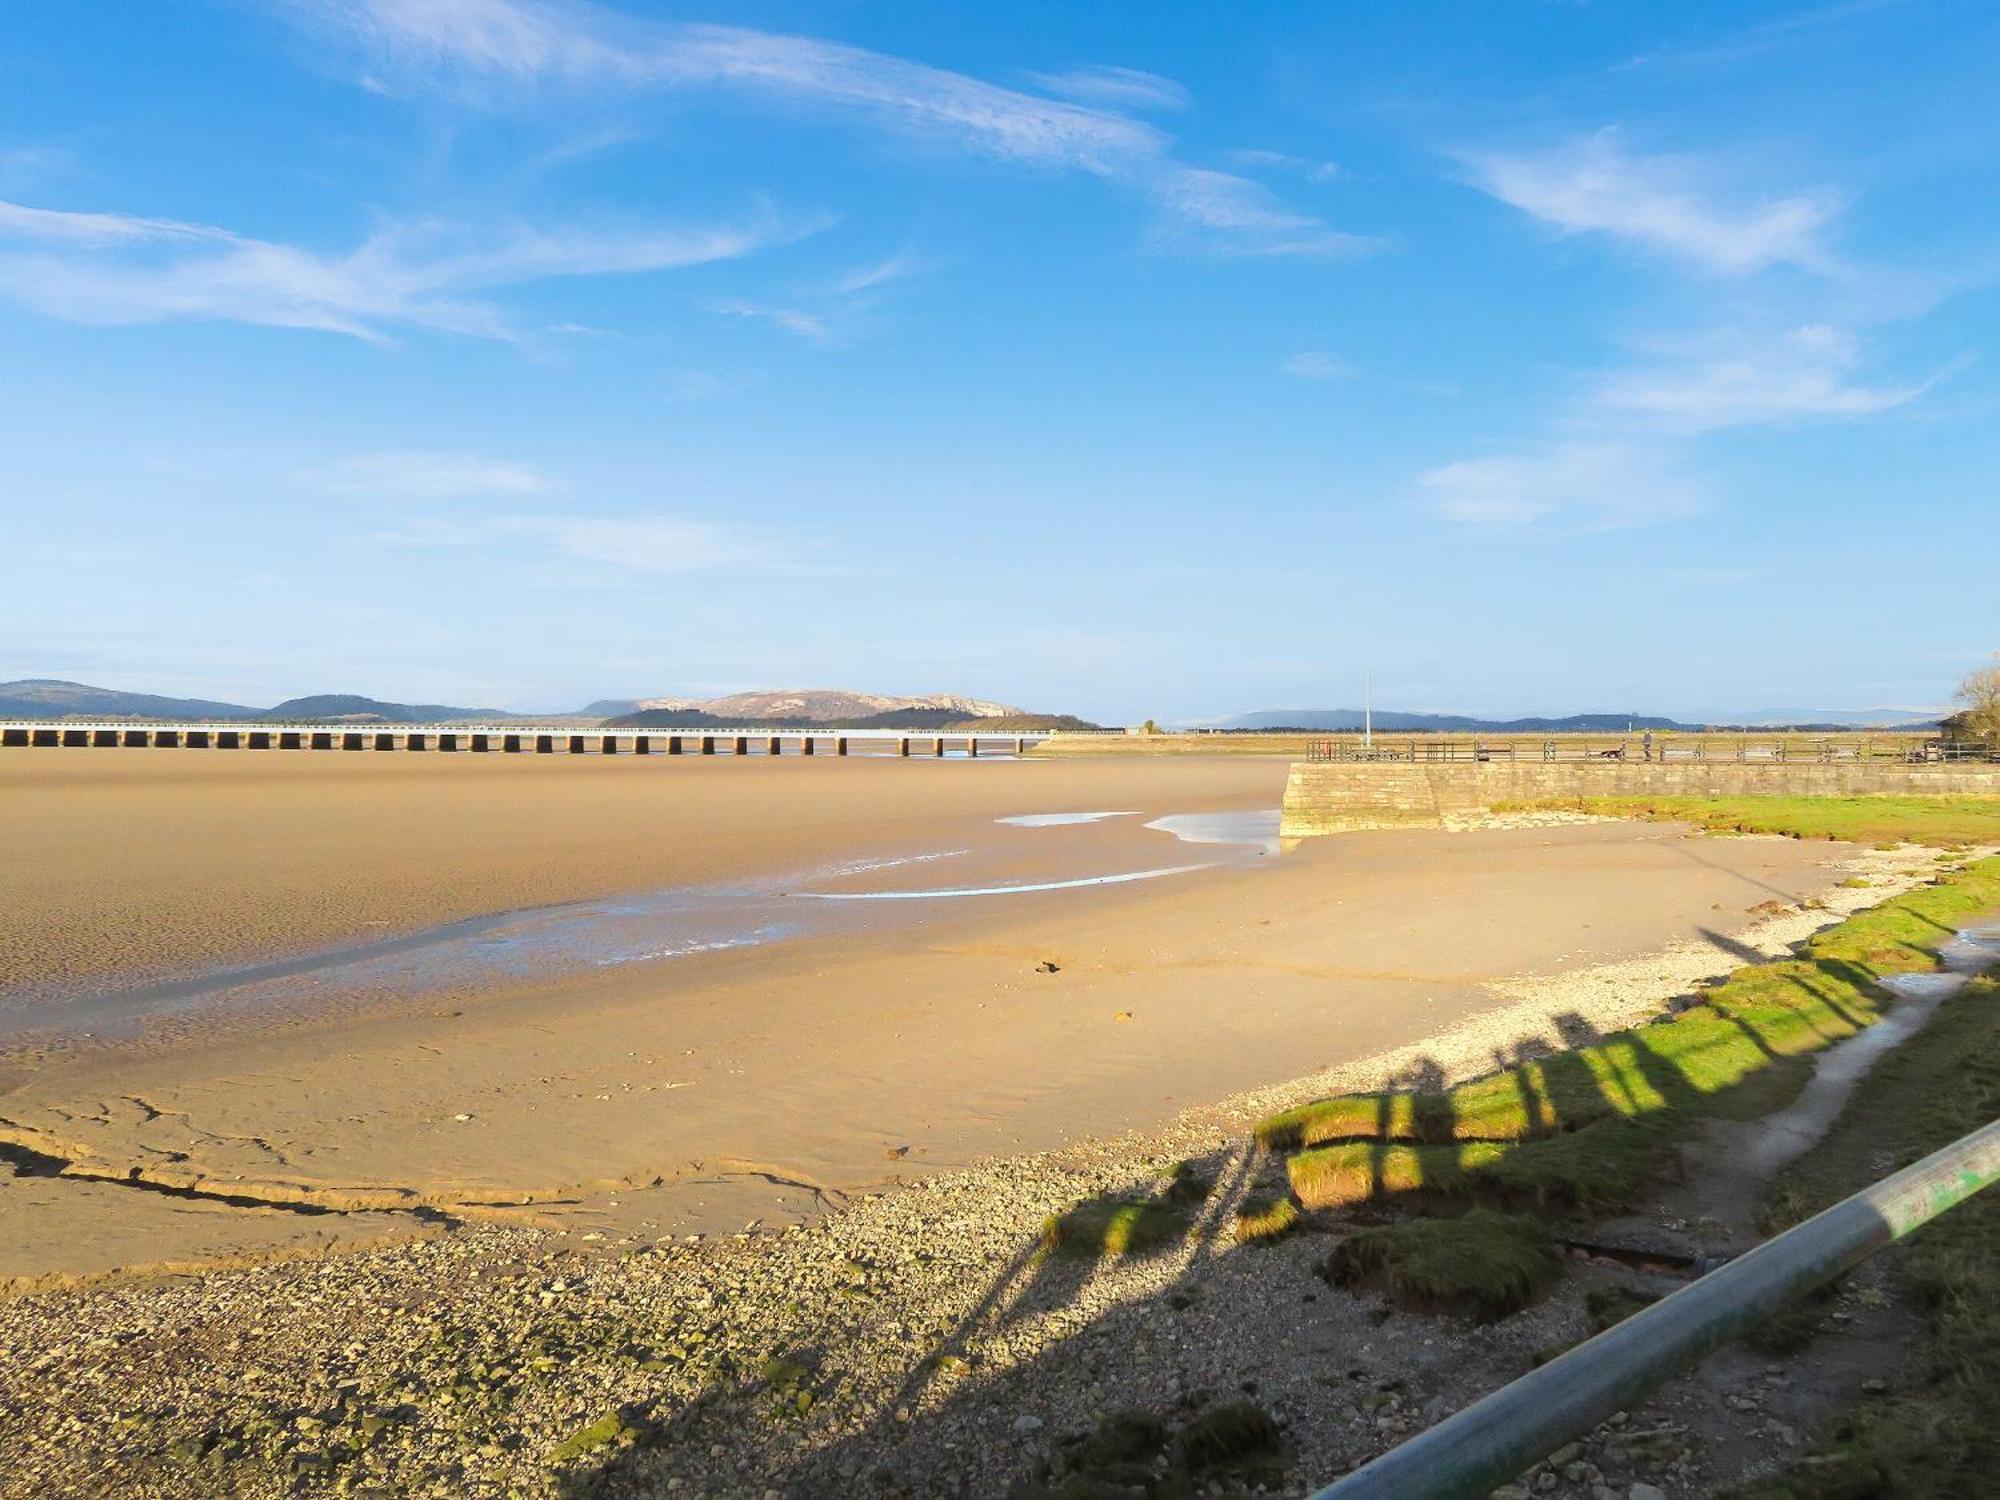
(0, 723, 1045, 759)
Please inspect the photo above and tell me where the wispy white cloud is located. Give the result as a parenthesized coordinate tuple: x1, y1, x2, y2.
(711, 297, 830, 340)
(1416, 440, 1708, 530)
(0, 198, 228, 248)
(306, 450, 556, 498)
(707, 251, 928, 346)
(0, 198, 796, 341)
(1021, 65, 1188, 113)
(1228, 149, 1342, 184)
(293, 0, 1365, 258)
(1147, 165, 1377, 258)
(829, 251, 926, 296)
(1595, 324, 1948, 431)
(1614, 0, 1903, 74)
(1418, 325, 1948, 529)
(385, 510, 791, 574)
(1465, 130, 1838, 274)
(1283, 351, 1353, 380)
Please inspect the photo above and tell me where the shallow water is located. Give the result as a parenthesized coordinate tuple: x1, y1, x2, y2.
(1145, 809, 1284, 856)
(0, 808, 1286, 1044)
(793, 863, 1214, 901)
(1734, 919, 1999, 1177)
(995, 811, 1138, 827)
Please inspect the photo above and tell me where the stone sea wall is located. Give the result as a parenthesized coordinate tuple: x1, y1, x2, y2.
(1280, 759, 2000, 836)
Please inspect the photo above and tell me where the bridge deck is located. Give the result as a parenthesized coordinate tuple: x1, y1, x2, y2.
(0, 722, 1045, 758)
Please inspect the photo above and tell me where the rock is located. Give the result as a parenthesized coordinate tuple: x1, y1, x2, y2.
(1012, 1415, 1043, 1435)
(1629, 1486, 1668, 1500)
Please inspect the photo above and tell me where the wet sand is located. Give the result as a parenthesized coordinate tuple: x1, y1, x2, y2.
(0, 751, 1854, 1286)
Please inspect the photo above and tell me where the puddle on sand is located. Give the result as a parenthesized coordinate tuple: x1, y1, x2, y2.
(996, 811, 1139, 828)
(1727, 920, 2000, 1179)
(0, 810, 1292, 1045)
(1145, 809, 1285, 856)
(792, 864, 1215, 901)
(840, 807, 1288, 899)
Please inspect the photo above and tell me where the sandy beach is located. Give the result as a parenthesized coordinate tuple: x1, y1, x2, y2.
(0, 751, 1857, 1289)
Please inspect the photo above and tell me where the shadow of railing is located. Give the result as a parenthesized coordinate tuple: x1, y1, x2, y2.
(552, 1139, 1276, 1498)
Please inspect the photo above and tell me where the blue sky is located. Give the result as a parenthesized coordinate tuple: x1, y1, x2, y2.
(2, 0, 1994, 722)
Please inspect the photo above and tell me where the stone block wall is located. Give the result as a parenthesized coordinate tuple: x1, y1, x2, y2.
(1280, 760, 2000, 837)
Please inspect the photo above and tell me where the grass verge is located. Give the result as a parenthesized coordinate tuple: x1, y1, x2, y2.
(1263, 856, 2000, 1215)
(1739, 969, 2000, 1499)
(1493, 793, 2000, 847)
(1042, 1197, 1188, 1258)
(1320, 1210, 1558, 1319)
(1231, 1194, 1301, 1244)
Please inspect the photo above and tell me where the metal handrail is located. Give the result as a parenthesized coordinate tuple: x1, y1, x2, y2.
(1311, 1118, 2000, 1500)
(1303, 736, 1995, 764)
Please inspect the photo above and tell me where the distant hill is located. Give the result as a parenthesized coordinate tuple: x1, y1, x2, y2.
(1719, 707, 1945, 729)
(605, 706, 1100, 732)
(1219, 708, 1689, 733)
(0, 678, 260, 720)
(1212, 706, 1947, 733)
(0, 678, 1047, 726)
(603, 688, 1026, 724)
(266, 694, 509, 723)
(0, 679, 519, 723)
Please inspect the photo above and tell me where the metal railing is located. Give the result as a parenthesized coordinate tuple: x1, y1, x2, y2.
(1311, 1119, 2000, 1500)
(1304, 736, 1995, 764)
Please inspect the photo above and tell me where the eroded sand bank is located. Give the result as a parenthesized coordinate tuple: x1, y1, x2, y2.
(0, 752, 1854, 1285)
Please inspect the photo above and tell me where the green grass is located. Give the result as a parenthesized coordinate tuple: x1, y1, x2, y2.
(1265, 856, 2000, 1214)
(1739, 970, 2000, 1500)
(1496, 793, 2000, 847)
(1320, 1210, 1558, 1318)
(1041, 1196, 1189, 1258)
(1232, 1193, 1302, 1244)
(548, 1411, 630, 1463)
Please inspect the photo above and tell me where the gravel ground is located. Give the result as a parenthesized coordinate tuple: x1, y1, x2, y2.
(0, 836, 1973, 1500)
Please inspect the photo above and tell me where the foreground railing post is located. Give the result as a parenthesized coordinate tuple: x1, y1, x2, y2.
(1312, 1119, 2000, 1500)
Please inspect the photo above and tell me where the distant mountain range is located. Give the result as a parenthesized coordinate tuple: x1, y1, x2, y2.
(596, 689, 1106, 731)
(1712, 707, 1949, 729)
(0, 680, 523, 723)
(1, 678, 1944, 733)
(1213, 707, 1944, 732)
(267, 694, 512, 722)
(0, 679, 267, 722)
(588, 689, 1024, 723)
(0, 679, 1059, 727)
